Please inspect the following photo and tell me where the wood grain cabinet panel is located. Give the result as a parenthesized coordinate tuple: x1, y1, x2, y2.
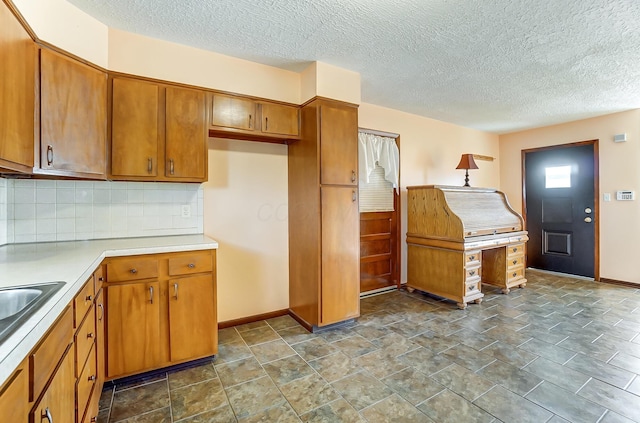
(106, 281, 163, 378)
(168, 274, 217, 362)
(211, 94, 256, 130)
(165, 86, 207, 179)
(0, 365, 28, 423)
(259, 102, 299, 136)
(30, 346, 75, 423)
(110, 77, 160, 178)
(321, 186, 360, 325)
(0, 2, 35, 173)
(39, 48, 107, 178)
(320, 104, 358, 186)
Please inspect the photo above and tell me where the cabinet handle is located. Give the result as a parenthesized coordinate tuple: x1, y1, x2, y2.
(88, 374, 96, 382)
(249, 114, 252, 129)
(174, 283, 179, 300)
(98, 276, 104, 282)
(98, 303, 104, 321)
(43, 407, 53, 423)
(87, 332, 94, 339)
(469, 270, 476, 276)
(149, 286, 154, 304)
(352, 190, 357, 202)
(351, 170, 356, 183)
(265, 116, 268, 131)
(46, 145, 53, 166)
(512, 259, 518, 265)
(169, 159, 175, 175)
(188, 263, 195, 269)
(512, 248, 517, 253)
(469, 255, 475, 261)
(512, 272, 517, 277)
(147, 157, 153, 174)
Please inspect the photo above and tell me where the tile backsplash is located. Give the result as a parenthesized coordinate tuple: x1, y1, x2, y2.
(2, 179, 203, 245)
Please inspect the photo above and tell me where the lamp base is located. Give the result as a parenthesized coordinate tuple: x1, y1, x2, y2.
(463, 169, 471, 187)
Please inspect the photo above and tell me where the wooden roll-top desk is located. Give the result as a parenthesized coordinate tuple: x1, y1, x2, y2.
(406, 185, 528, 309)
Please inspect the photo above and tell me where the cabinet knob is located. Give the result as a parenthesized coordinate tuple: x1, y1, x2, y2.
(87, 332, 94, 339)
(188, 263, 195, 268)
(46, 145, 54, 166)
(130, 268, 137, 274)
(468, 255, 475, 261)
(98, 303, 104, 321)
(174, 283, 179, 300)
(98, 276, 104, 282)
(85, 295, 92, 301)
(512, 248, 517, 253)
(88, 374, 96, 382)
(91, 417, 97, 423)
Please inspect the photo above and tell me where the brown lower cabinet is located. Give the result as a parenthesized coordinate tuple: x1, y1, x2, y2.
(0, 249, 217, 422)
(104, 250, 218, 379)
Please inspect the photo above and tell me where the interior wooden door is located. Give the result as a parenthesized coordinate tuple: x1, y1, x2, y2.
(106, 281, 162, 378)
(111, 78, 160, 178)
(360, 208, 399, 293)
(165, 86, 207, 179)
(168, 275, 217, 361)
(321, 186, 360, 325)
(320, 105, 358, 186)
(40, 49, 107, 177)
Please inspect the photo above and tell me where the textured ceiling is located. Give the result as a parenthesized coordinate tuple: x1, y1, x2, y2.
(67, 0, 640, 133)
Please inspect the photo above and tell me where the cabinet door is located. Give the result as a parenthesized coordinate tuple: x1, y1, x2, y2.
(211, 94, 256, 131)
(94, 288, 105, 394)
(320, 186, 360, 325)
(165, 87, 207, 180)
(260, 102, 299, 136)
(111, 78, 160, 178)
(0, 2, 34, 172)
(106, 281, 162, 378)
(319, 104, 358, 186)
(31, 347, 75, 423)
(40, 49, 107, 178)
(0, 366, 28, 423)
(168, 275, 217, 362)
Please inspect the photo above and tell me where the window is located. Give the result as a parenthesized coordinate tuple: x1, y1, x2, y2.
(545, 165, 571, 188)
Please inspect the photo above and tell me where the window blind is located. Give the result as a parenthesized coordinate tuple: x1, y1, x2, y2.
(359, 165, 394, 212)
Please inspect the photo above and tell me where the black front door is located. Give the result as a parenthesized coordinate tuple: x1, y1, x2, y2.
(524, 143, 596, 277)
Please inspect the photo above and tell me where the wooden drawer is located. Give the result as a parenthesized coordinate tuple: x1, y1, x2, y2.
(508, 267, 525, 282)
(508, 255, 524, 269)
(0, 365, 28, 423)
(465, 280, 481, 295)
(507, 243, 524, 257)
(82, 386, 100, 423)
(168, 251, 212, 276)
(74, 279, 95, 328)
(107, 257, 158, 282)
(94, 266, 104, 292)
(465, 267, 481, 281)
(75, 305, 96, 377)
(76, 344, 96, 422)
(30, 306, 73, 401)
(465, 251, 481, 266)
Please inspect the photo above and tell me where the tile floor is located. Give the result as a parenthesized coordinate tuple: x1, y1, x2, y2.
(98, 270, 640, 422)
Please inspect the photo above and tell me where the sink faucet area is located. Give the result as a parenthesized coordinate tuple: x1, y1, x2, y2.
(0, 282, 66, 345)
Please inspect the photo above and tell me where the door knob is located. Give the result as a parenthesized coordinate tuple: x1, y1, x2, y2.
(584, 207, 592, 213)
(584, 217, 592, 223)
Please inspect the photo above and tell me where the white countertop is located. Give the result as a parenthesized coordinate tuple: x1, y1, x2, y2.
(0, 234, 218, 387)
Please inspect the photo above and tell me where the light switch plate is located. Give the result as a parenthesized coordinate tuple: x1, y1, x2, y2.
(181, 205, 191, 218)
(603, 193, 611, 202)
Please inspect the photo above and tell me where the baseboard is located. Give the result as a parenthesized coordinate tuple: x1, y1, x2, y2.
(287, 309, 313, 332)
(218, 309, 289, 329)
(599, 278, 639, 288)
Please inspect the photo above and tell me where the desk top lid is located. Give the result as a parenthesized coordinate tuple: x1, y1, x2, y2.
(407, 185, 524, 239)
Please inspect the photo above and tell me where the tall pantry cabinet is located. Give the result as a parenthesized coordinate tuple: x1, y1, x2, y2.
(288, 98, 360, 330)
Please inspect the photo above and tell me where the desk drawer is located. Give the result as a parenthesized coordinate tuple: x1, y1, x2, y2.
(466, 267, 481, 280)
(168, 251, 213, 276)
(107, 258, 158, 282)
(465, 251, 481, 266)
(508, 267, 525, 282)
(74, 279, 94, 328)
(508, 256, 524, 268)
(507, 243, 524, 257)
(465, 280, 481, 295)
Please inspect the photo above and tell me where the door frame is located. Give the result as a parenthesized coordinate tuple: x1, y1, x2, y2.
(358, 127, 402, 291)
(521, 139, 600, 280)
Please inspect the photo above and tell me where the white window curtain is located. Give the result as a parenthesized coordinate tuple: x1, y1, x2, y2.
(358, 132, 400, 213)
(358, 132, 400, 191)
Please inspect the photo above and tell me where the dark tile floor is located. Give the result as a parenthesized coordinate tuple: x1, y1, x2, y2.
(98, 270, 640, 422)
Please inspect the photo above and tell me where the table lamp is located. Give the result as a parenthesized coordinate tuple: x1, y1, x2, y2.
(456, 154, 479, 187)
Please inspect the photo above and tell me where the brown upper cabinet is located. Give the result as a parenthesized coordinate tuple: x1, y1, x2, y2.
(110, 77, 208, 182)
(0, 2, 35, 173)
(209, 93, 300, 143)
(38, 49, 107, 179)
(320, 104, 358, 186)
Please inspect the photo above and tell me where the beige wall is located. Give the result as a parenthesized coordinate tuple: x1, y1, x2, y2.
(358, 103, 501, 282)
(499, 110, 640, 283)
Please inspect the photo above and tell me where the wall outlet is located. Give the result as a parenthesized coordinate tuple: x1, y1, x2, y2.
(181, 205, 191, 218)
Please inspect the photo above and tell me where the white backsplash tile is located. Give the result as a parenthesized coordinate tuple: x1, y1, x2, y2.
(1, 179, 204, 245)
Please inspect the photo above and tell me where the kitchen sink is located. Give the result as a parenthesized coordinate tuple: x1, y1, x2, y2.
(0, 282, 66, 345)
